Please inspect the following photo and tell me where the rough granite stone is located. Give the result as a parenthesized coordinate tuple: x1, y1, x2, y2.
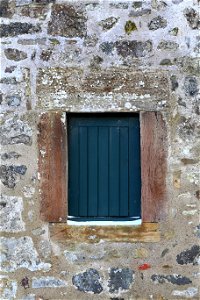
(48, 4, 87, 38)
(109, 2, 129, 9)
(151, 274, 192, 285)
(184, 76, 199, 96)
(1, 152, 21, 160)
(0, 276, 17, 300)
(174, 56, 200, 76)
(32, 277, 67, 288)
(169, 27, 179, 36)
(90, 55, 103, 69)
(19, 5, 49, 19)
(99, 42, 114, 55)
(176, 245, 200, 265)
(0, 194, 25, 232)
(0, 117, 32, 145)
(132, 1, 143, 9)
(184, 8, 200, 30)
(18, 38, 47, 45)
(0, 0, 15, 18)
(40, 49, 53, 61)
(172, 287, 198, 298)
(4, 48, 27, 61)
(129, 8, 151, 17)
(108, 268, 134, 293)
(0, 237, 51, 272)
(72, 268, 103, 294)
(0, 165, 27, 188)
(0, 23, 41, 37)
(115, 40, 152, 57)
(148, 16, 167, 30)
(84, 34, 98, 47)
(170, 75, 179, 91)
(157, 40, 179, 50)
(0, 77, 18, 84)
(98, 17, 119, 31)
(6, 95, 21, 107)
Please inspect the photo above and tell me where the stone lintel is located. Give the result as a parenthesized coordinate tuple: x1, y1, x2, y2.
(36, 68, 170, 111)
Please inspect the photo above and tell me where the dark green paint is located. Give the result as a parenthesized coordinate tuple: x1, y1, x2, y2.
(68, 114, 141, 221)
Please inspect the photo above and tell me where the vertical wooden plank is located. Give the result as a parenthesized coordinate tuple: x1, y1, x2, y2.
(98, 127, 109, 216)
(68, 126, 79, 217)
(79, 127, 88, 217)
(109, 127, 120, 217)
(140, 111, 167, 222)
(88, 127, 98, 217)
(119, 127, 129, 217)
(38, 111, 67, 222)
(129, 117, 141, 218)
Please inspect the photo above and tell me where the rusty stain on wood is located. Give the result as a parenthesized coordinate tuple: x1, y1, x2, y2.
(38, 111, 67, 222)
(49, 222, 160, 243)
(140, 112, 167, 222)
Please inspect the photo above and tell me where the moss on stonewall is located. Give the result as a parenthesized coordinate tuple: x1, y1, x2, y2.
(125, 20, 137, 34)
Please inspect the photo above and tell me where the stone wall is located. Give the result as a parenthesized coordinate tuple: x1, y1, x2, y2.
(0, 0, 199, 299)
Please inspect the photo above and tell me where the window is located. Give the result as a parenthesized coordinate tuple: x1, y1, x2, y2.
(68, 114, 141, 223)
(38, 111, 167, 242)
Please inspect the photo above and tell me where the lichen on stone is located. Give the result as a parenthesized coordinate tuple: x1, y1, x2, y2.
(72, 268, 103, 294)
(108, 268, 135, 293)
(125, 20, 137, 34)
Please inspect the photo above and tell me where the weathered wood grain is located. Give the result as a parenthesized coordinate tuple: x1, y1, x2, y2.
(38, 111, 67, 222)
(140, 112, 167, 222)
(49, 222, 160, 243)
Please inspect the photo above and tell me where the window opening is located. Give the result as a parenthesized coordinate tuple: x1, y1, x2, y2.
(68, 113, 141, 223)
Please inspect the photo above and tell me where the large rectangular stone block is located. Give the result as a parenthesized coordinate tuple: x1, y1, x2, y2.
(36, 68, 170, 111)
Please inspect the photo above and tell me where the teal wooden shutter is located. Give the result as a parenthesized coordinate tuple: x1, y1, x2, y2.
(68, 114, 141, 221)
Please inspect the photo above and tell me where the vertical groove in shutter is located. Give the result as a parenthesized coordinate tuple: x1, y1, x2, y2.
(88, 127, 98, 217)
(119, 127, 129, 216)
(69, 126, 79, 217)
(109, 127, 120, 217)
(129, 117, 141, 218)
(98, 127, 109, 216)
(79, 127, 88, 217)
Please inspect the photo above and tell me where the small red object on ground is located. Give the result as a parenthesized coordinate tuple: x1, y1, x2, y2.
(138, 263, 151, 270)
